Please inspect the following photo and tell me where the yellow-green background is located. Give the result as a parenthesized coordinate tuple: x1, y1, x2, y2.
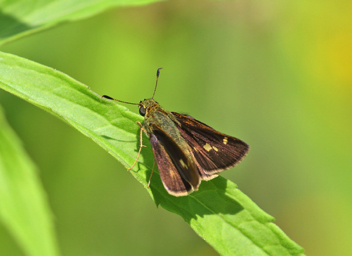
(1, 1, 351, 255)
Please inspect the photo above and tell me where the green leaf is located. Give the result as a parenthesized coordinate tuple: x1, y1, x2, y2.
(0, 106, 60, 256)
(0, 0, 163, 46)
(0, 51, 305, 255)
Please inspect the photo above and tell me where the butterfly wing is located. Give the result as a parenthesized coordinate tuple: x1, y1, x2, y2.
(172, 112, 249, 180)
(149, 128, 200, 196)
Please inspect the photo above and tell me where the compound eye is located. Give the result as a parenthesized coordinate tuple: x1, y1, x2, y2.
(139, 106, 146, 116)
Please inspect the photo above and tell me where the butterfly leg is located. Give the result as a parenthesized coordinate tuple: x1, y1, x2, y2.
(127, 122, 147, 171)
(147, 161, 155, 188)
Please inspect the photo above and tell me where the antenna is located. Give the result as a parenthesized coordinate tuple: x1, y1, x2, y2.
(152, 67, 162, 99)
(102, 67, 163, 104)
(102, 95, 139, 105)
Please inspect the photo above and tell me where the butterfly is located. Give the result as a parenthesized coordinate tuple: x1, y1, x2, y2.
(103, 68, 249, 196)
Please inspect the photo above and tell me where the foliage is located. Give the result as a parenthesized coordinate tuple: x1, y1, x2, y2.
(0, 1, 305, 255)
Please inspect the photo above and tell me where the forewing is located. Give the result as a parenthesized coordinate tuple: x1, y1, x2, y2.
(149, 129, 200, 196)
(172, 112, 249, 178)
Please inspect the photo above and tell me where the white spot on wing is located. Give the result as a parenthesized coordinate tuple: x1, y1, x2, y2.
(179, 159, 188, 169)
(203, 143, 212, 152)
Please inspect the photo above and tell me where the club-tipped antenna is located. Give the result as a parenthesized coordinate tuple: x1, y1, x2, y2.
(152, 67, 162, 99)
(103, 68, 163, 104)
(102, 95, 139, 105)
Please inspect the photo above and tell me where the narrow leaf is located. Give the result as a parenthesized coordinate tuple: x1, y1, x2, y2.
(0, 0, 163, 46)
(0, 106, 60, 256)
(0, 51, 305, 255)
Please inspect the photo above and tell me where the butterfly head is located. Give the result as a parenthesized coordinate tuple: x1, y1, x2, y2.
(102, 68, 163, 117)
(138, 67, 162, 117)
(138, 98, 159, 117)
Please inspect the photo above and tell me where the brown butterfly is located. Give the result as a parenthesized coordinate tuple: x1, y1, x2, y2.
(103, 68, 249, 196)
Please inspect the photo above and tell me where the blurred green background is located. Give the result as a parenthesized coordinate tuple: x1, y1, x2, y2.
(1, 0, 352, 255)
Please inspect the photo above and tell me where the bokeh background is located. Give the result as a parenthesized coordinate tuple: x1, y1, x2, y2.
(1, 0, 352, 255)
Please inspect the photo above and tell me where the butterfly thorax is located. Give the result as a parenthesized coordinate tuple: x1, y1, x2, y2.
(139, 98, 177, 126)
(138, 99, 187, 147)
